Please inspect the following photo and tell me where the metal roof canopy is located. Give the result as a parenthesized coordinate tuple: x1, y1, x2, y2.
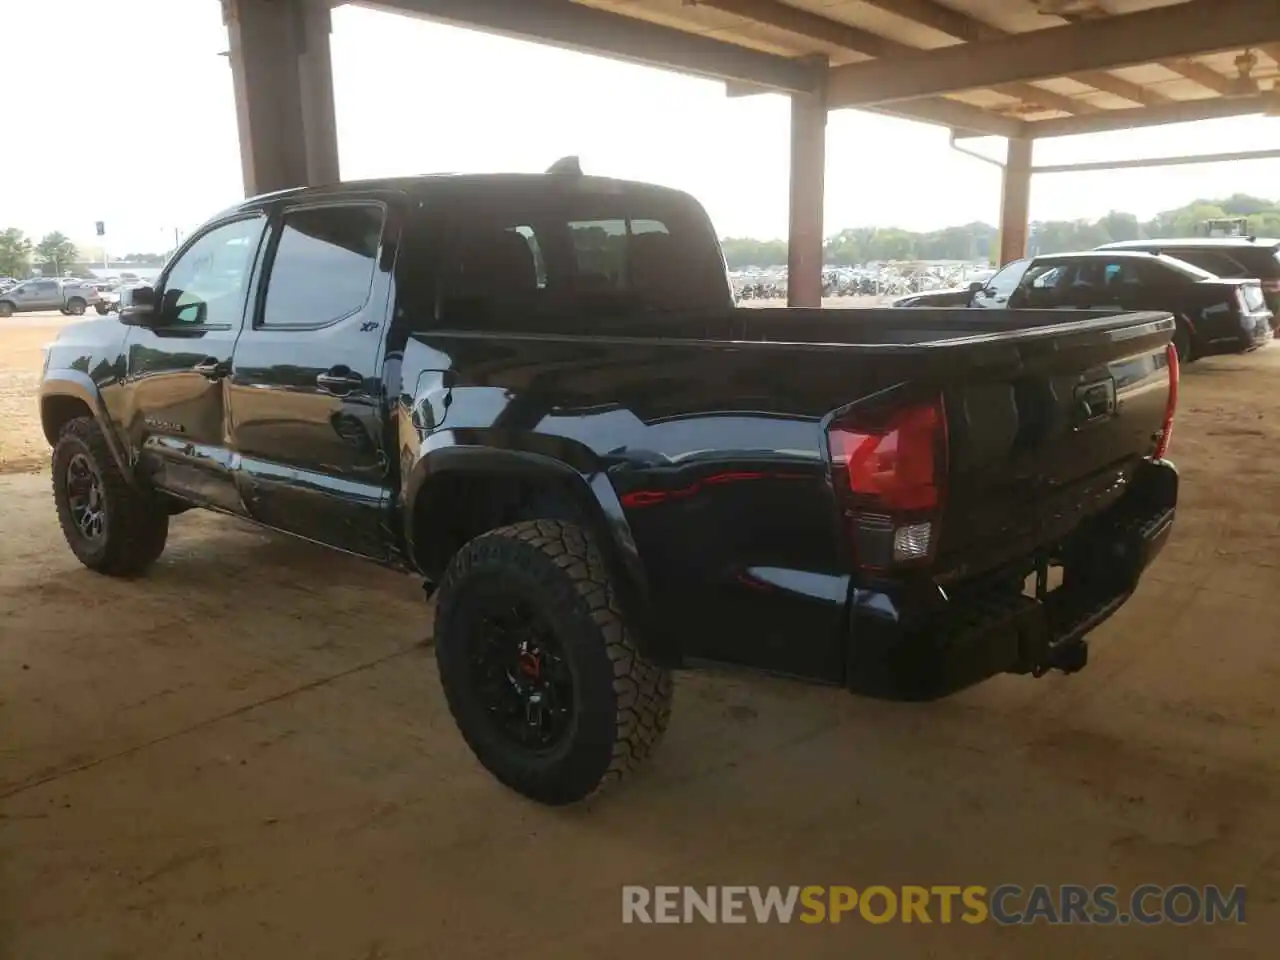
(357, 0, 1280, 140)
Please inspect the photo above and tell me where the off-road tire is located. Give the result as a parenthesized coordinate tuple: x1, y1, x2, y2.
(52, 416, 169, 576)
(66, 297, 87, 316)
(434, 520, 673, 805)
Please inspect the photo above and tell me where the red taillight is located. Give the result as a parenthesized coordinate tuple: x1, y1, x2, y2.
(829, 401, 943, 510)
(828, 397, 947, 569)
(1154, 342, 1179, 460)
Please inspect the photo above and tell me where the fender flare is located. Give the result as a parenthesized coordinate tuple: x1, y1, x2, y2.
(405, 444, 674, 665)
(41, 371, 134, 483)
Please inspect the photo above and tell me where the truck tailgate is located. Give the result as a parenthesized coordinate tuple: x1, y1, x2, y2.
(934, 315, 1175, 583)
(733, 305, 1175, 584)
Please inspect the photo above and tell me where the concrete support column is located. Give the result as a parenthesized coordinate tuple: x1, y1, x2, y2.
(997, 137, 1033, 265)
(223, 0, 340, 197)
(787, 63, 828, 308)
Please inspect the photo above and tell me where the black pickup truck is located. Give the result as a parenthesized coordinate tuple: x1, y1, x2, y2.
(40, 169, 1179, 804)
(895, 249, 1273, 362)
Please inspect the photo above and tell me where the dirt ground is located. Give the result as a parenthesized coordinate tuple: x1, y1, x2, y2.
(0, 314, 62, 476)
(1, 314, 1278, 958)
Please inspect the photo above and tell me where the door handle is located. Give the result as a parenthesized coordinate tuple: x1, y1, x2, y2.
(316, 369, 365, 395)
(192, 358, 229, 381)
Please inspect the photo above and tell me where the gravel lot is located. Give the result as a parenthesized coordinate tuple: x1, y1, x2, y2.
(1, 313, 1277, 958)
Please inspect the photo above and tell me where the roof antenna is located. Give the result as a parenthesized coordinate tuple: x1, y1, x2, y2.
(546, 155, 583, 176)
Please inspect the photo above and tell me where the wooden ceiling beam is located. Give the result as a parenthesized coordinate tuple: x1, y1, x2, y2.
(354, 0, 820, 91)
(859, 0, 1169, 106)
(1027, 92, 1272, 137)
(699, 0, 1096, 115)
(826, 0, 1280, 106)
(1161, 57, 1242, 95)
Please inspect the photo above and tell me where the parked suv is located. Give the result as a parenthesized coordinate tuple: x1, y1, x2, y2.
(1097, 237, 1280, 330)
(0, 278, 101, 317)
(40, 172, 1179, 804)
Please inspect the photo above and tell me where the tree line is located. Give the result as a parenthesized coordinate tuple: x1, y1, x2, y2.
(721, 194, 1280, 270)
(0, 227, 167, 278)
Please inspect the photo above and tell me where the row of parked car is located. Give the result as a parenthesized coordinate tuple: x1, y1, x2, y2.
(892, 236, 1280, 362)
(0, 275, 141, 318)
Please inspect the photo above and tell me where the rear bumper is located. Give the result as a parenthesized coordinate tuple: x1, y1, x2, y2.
(1199, 312, 1273, 355)
(844, 459, 1177, 701)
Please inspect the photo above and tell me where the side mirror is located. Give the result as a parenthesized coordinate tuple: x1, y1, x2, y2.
(968, 280, 985, 293)
(118, 284, 158, 326)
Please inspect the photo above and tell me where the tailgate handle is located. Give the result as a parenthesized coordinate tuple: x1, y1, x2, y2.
(1073, 378, 1116, 426)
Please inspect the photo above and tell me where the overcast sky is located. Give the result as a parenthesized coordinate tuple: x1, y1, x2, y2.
(4, 0, 1279, 253)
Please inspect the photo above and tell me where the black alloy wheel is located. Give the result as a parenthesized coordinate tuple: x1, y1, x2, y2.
(469, 595, 576, 752)
(51, 416, 170, 576)
(65, 452, 107, 544)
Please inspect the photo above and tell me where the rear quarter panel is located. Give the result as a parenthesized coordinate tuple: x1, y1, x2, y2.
(400, 330, 911, 681)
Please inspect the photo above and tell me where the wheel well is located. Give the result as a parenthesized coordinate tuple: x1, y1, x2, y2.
(42, 395, 93, 447)
(411, 471, 590, 581)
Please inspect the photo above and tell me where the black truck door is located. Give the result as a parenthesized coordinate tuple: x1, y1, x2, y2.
(226, 197, 397, 559)
(121, 214, 266, 513)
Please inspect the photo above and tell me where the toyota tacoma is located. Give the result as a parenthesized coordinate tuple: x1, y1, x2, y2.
(40, 167, 1179, 804)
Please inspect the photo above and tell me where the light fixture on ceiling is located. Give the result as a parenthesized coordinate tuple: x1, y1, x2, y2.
(1232, 49, 1261, 96)
(1027, 0, 1109, 21)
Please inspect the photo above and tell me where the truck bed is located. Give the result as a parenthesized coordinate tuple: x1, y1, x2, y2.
(584, 303, 1156, 353)
(731, 306, 1145, 346)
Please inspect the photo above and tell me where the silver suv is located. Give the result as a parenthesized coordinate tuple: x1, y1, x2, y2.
(0, 279, 102, 318)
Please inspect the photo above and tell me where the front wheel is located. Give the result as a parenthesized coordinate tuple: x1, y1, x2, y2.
(52, 417, 169, 576)
(94, 302, 109, 315)
(434, 520, 673, 805)
(0, 301, 13, 318)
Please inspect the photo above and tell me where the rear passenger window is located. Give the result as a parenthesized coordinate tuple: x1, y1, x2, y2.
(261, 204, 384, 328)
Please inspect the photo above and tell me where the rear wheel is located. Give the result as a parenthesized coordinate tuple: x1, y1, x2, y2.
(66, 297, 87, 316)
(434, 520, 673, 805)
(52, 417, 169, 576)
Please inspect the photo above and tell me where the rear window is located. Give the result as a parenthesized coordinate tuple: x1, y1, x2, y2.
(420, 192, 728, 328)
(1226, 247, 1280, 278)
